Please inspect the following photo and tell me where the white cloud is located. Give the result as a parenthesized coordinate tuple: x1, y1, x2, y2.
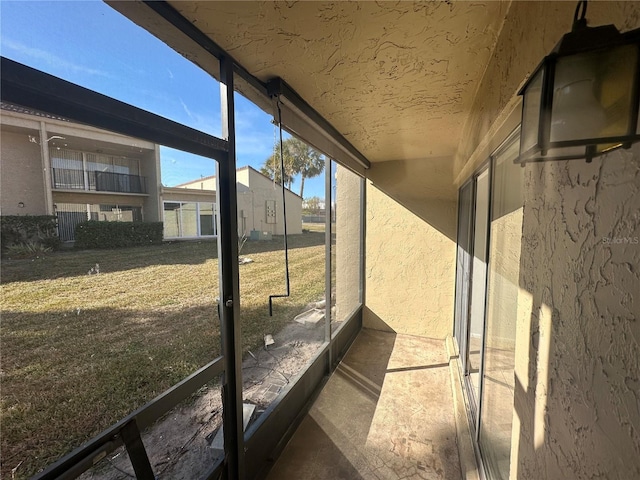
(179, 97, 194, 120)
(1, 39, 112, 78)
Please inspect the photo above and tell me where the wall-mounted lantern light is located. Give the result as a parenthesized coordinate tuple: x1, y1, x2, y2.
(517, 0, 640, 165)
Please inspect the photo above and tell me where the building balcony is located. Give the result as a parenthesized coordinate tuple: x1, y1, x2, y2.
(52, 168, 147, 194)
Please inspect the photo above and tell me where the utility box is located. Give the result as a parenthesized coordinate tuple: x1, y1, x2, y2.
(250, 229, 272, 241)
(265, 200, 276, 224)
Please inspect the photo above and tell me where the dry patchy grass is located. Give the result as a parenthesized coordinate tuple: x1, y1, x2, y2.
(0, 232, 325, 479)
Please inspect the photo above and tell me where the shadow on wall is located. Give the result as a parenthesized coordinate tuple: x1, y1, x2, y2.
(367, 157, 458, 241)
(363, 307, 396, 334)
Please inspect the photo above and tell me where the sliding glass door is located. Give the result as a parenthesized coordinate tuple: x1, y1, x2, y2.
(453, 129, 522, 479)
(467, 167, 490, 413)
(454, 162, 491, 418)
(479, 130, 522, 479)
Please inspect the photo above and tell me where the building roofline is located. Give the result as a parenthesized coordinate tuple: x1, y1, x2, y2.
(161, 185, 217, 195)
(241, 165, 303, 199)
(1, 101, 71, 122)
(173, 174, 217, 187)
(174, 165, 303, 199)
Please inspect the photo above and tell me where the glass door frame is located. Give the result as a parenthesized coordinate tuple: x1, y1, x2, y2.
(477, 127, 522, 480)
(454, 128, 521, 479)
(453, 159, 493, 438)
(453, 178, 474, 379)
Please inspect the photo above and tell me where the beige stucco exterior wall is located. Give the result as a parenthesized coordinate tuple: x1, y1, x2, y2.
(142, 146, 162, 222)
(335, 165, 362, 322)
(241, 167, 302, 236)
(451, 2, 640, 477)
(450, 2, 640, 477)
(162, 187, 216, 204)
(1, 129, 47, 215)
(178, 175, 217, 190)
(51, 192, 146, 208)
(512, 144, 640, 479)
(176, 167, 302, 236)
(1, 108, 161, 223)
(236, 168, 250, 189)
(364, 180, 456, 338)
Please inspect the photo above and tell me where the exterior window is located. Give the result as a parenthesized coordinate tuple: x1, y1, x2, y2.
(50, 149, 84, 190)
(199, 203, 216, 236)
(163, 201, 217, 238)
(181, 202, 198, 237)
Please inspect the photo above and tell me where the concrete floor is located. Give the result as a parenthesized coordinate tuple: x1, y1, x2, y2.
(266, 328, 462, 480)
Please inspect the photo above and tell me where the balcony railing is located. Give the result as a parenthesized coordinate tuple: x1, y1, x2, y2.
(52, 169, 147, 194)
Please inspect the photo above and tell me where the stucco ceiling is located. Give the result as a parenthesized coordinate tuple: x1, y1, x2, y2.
(109, 0, 509, 170)
(165, 1, 509, 164)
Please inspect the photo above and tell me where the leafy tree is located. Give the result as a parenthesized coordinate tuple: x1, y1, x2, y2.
(261, 137, 324, 197)
(303, 196, 322, 215)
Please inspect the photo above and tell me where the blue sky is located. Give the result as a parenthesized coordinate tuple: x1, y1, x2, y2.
(0, 0, 325, 198)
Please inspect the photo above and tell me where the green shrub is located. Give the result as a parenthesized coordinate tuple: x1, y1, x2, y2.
(74, 221, 163, 249)
(1, 215, 59, 255)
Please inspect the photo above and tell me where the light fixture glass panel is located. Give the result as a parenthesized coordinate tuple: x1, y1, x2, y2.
(551, 45, 638, 144)
(520, 68, 544, 155)
(540, 145, 588, 160)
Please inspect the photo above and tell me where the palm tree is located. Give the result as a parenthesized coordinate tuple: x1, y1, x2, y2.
(261, 137, 324, 196)
(260, 140, 296, 188)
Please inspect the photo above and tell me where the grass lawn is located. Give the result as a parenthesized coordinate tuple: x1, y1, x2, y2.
(0, 232, 325, 479)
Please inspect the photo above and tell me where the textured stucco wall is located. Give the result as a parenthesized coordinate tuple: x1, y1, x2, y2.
(173, 167, 302, 235)
(239, 168, 302, 236)
(512, 145, 640, 479)
(155, 0, 508, 163)
(364, 181, 456, 338)
(335, 165, 362, 322)
(0, 130, 47, 215)
(162, 188, 216, 204)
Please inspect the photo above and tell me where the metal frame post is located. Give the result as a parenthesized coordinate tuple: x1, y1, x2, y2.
(324, 157, 332, 349)
(120, 420, 155, 480)
(218, 55, 245, 479)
